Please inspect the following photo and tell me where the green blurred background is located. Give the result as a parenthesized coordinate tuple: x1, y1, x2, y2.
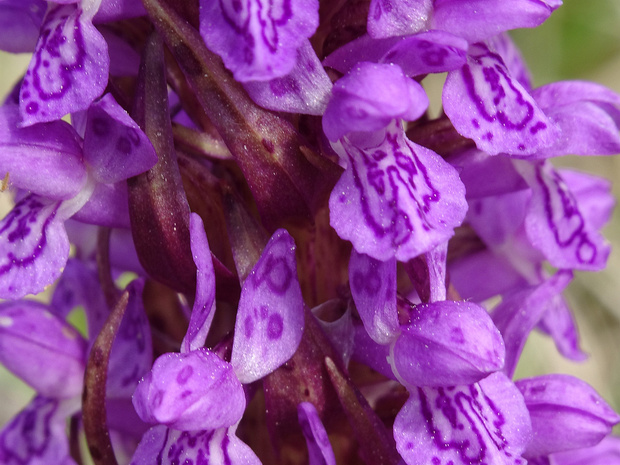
(0, 0, 619, 433)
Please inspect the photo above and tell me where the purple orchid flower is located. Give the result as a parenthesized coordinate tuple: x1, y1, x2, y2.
(0, 0, 619, 464)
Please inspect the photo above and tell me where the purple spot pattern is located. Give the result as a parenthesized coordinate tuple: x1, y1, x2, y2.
(443, 43, 557, 156)
(517, 161, 609, 271)
(0, 397, 73, 465)
(19, 3, 109, 125)
(130, 425, 261, 465)
(349, 250, 399, 344)
(394, 373, 531, 465)
(0, 195, 69, 300)
(84, 93, 158, 184)
(231, 229, 305, 384)
(200, 0, 319, 81)
(329, 123, 467, 261)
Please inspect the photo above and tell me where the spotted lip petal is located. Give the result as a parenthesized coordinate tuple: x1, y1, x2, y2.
(133, 349, 245, 431)
(231, 229, 305, 384)
(84, 93, 158, 183)
(392, 300, 505, 388)
(0, 396, 81, 465)
(443, 42, 559, 156)
(199, 0, 319, 82)
(0, 300, 86, 398)
(516, 374, 620, 458)
(349, 251, 399, 345)
(329, 122, 467, 262)
(514, 160, 610, 271)
(129, 425, 261, 465)
(0, 195, 71, 300)
(394, 372, 532, 465)
(19, 3, 109, 126)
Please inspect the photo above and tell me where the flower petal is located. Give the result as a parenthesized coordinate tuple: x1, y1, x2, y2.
(323, 63, 428, 142)
(199, 0, 319, 82)
(0, 0, 46, 53)
(231, 229, 305, 383)
(0, 195, 70, 300)
(367, 0, 432, 39)
(0, 396, 80, 465)
(393, 300, 505, 387)
(181, 213, 216, 353)
(84, 93, 158, 183)
(491, 270, 573, 378)
(349, 251, 399, 344)
(130, 425, 261, 465)
(329, 123, 467, 261)
(0, 300, 86, 398)
(394, 372, 532, 465)
(243, 41, 332, 115)
(516, 374, 620, 457)
(298, 402, 336, 465)
(530, 81, 620, 158)
(133, 349, 245, 431)
(443, 43, 559, 156)
(107, 279, 153, 398)
(433, 0, 558, 43)
(0, 104, 86, 200)
(19, 3, 109, 125)
(514, 160, 610, 270)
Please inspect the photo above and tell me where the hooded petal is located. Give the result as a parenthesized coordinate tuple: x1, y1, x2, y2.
(323, 62, 428, 141)
(231, 229, 305, 384)
(393, 300, 505, 387)
(133, 349, 245, 431)
(517, 375, 620, 457)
